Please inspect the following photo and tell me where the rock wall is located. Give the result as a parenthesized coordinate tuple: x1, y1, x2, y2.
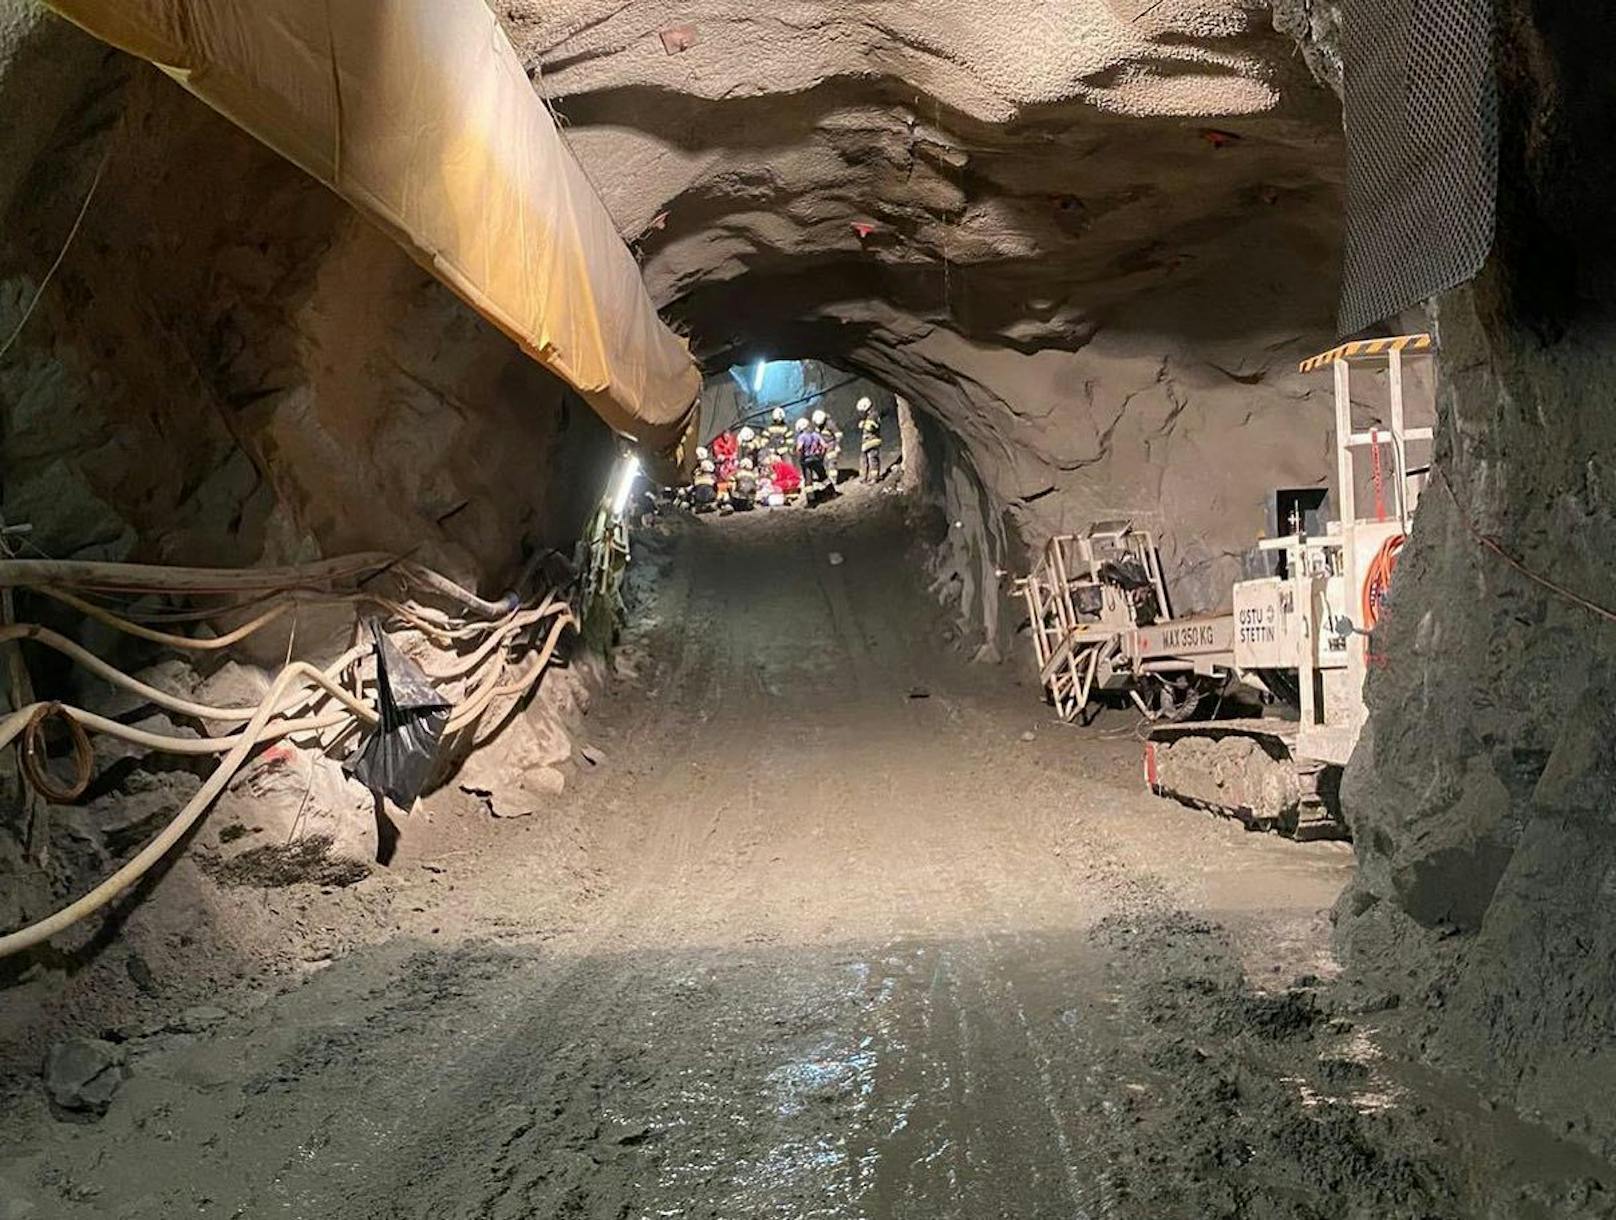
(901, 400, 1019, 660)
(0, 15, 618, 1063)
(1, 21, 616, 585)
(504, 1, 1351, 632)
(1338, 0, 1616, 1158)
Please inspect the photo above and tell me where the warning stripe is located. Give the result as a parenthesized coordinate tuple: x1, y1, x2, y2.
(1299, 332, 1435, 373)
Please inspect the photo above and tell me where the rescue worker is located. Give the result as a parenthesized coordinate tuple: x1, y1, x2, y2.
(691, 457, 719, 512)
(731, 456, 758, 510)
(710, 433, 739, 490)
(737, 425, 761, 463)
(812, 407, 842, 485)
(795, 416, 829, 504)
(856, 396, 882, 483)
(764, 407, 793, 463)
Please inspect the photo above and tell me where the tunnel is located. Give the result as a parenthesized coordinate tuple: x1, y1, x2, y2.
(2, 1, 1615, 1215)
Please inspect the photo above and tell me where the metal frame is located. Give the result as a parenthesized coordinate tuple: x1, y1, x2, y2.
(1132, 334, 1439, 833)
(1288, 334, 1435, 762)
(1015, 522, 1176, 723)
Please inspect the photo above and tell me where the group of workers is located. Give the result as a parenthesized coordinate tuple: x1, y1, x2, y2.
(685, 395, 883, 513)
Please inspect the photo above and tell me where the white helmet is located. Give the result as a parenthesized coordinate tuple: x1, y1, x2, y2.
(856, 396, 872, 414)
(811, 409, 827, 426)
(794, 417, 810, 432)
(738, 426, 755, 443)
(771, 407, 786, 423)
(695, 445, 709, 461)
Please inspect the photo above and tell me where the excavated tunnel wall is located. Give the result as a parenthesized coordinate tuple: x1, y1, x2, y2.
(0, 20, 616, 583)
(0, 9, 619, 1062)
(1338, 0, 1616, 1158)
(5, 0, 1614, 1158)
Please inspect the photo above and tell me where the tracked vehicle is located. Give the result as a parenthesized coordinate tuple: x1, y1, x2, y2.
(1014, 335, 1435, 837)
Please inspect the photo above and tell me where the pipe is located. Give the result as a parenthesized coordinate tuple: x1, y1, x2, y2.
(0, 598, 546, 737)
(0, 662, 374, 956)
(0, 553, 394, 594)
(399, 563, 520, 621)
(13, 558, 532, 643)
(420, 598, 561, 681)
(32, 586, 469, 651)
(64, 588, 290, 626)
(445, 611, 575, 734)
(0, 703, 353, 757)
(0, 658, 367, 959)
(35, 587, 294, 650)
(0, 615, 564, 759)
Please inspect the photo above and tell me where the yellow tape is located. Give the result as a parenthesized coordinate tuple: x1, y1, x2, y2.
(1299, 332, 1434, 373)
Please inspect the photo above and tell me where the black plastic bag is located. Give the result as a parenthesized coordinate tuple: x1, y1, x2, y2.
(345, 620, 451, 809)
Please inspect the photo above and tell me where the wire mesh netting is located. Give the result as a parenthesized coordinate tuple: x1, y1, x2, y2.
(1338, 0, 1498, 335)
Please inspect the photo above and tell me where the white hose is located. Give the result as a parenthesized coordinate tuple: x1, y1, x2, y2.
(0, 604, 576, 959)
(32, 586, 457, 649)
(0, 626, 374, 725)
(0, 701, 353, 757)
(445, 611, 574, 734)
(32, 587, 292, 650)
(398, 563, 519, 620)
(9, 556, 534, 652)
(420, 597, 561, 680)
(0, 660, 364, 959)
(0, 641, 372, 757)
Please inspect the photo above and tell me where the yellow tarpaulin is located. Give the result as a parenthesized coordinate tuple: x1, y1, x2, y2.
(44, 0, 701, 456)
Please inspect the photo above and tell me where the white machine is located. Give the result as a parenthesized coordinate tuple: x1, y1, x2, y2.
(1014, 522, 1235, 723)
(1016, 333, 1436, 836)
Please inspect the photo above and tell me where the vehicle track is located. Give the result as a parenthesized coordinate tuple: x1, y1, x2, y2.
(6, 497, 1597, 1219)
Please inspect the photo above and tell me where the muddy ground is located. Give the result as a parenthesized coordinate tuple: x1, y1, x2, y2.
(1, 492, 1611, 1218)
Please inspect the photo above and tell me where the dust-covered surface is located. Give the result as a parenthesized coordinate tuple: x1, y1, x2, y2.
(1336, 0, 1616, 1168)
(0, 9, 619, 1061)
(1, 497, 1608, 1218)
(0, 643, 608, 1087)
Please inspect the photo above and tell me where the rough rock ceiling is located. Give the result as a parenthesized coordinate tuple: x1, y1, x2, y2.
(501, 0, 1341, 353)
(494, 2, 1347, 615)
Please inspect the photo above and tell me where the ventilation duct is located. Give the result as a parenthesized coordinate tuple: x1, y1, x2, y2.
(44, 0, 702, 456)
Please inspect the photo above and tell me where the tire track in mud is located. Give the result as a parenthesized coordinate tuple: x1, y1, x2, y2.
(319, 514, 885, 1216)
(10, 501, 1588, 1219)
(37, 529, 744, 1217)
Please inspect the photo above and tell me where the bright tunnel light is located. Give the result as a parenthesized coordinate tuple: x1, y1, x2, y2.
(609, 454, 641, 516)
(753, 360, 767, 392)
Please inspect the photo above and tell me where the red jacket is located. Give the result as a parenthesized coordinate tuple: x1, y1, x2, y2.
(769, 458, 801, 494)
